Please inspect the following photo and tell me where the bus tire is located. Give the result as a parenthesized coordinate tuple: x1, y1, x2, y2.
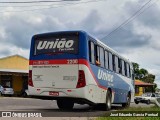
(57, 100, 74, 110)
(105, 90, 112, 111)
(135, 101, 139, 104)
(146, 100, 150, 105)
(122, 93, 131, 108)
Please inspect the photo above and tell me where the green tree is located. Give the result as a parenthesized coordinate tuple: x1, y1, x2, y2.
(141, 74, 156, 92)
(132, 63, 148, 79)
(132, 62, 157, 92)
(132, 62, 140, 79)
(139, 68, 148, 77)
(141, 74, 155, 83)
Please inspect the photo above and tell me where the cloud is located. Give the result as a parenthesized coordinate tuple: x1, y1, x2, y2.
(102, 28, 151, 49)
(138, 6, 160, 29)
(0, 14, 33, 49)
(0, 12, 67, 50)
(125, 0, 160, 29)
(0, 7, 102, 57)
(0, 48, 11, 57)
(79, 10, 102, 32)
(154, 75, 160, 88)
(0, 0, 124, 52)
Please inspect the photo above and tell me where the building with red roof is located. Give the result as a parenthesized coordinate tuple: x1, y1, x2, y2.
(135, 80, 155, 96)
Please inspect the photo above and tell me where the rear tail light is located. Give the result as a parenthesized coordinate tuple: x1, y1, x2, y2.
(28, 70, 34, 87)
(76, 70, 86, 88)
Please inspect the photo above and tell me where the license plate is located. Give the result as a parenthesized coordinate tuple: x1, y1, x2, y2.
(49, 91, 59, 96)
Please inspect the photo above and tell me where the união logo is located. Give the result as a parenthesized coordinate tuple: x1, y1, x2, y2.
(37, 39, 74, 50)
(98, 69, 113, 82)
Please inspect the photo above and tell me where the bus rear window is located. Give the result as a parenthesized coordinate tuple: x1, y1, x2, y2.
(34, 33, 79, 55)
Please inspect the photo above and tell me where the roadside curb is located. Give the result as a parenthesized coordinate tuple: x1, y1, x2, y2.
(0, 97, 33, 100)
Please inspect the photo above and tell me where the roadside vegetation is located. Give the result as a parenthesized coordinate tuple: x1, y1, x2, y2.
(133, 62, 156, 92)
(97, 106, 160, 120)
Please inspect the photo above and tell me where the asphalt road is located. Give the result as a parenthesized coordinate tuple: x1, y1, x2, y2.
(0, 97, 155, 118)
(0, 97, 113, 117)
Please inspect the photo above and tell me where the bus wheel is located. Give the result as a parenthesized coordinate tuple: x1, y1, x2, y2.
(57, 100, 74, 110)
(146, 100, 150, 105)
(122, 93, 131, 108)
(135, 101, 139, 104)
(105, 90, 112, 111)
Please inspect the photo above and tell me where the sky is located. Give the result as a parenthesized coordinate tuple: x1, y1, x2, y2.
(0, 0, 160, 87)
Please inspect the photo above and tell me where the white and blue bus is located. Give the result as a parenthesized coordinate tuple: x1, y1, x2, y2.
(28, 31, 135, 110)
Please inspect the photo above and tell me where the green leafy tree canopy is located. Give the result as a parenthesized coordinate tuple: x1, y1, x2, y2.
(132, 62, 157, 92)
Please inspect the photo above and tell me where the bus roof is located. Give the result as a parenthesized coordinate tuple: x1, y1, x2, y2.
(87, 33, 131, 64)
(32, 30, 131, 64)
(32, 30, 85, 38)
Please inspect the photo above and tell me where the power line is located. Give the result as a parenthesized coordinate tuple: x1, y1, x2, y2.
(101, 0, 156, 40)
(0, 0, 106, 13)
(0, 0, 82, 8)
(0, 0, 80, 4)
(0, 3, 69, 8)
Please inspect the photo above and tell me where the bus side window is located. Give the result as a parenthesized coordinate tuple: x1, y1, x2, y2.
(132, 70, 135, 81)
(129, 65, 131, 77)
(126, 63, 130, 77)
(109, 52, 113, 71)
(115, 56, 119, 73)
(118, 58, 122, 74)
(95, 45, 100, 66)
(99, 47, 105, 67)
(121, 60, 125, 76)
(89, 41, 95, 64)
(124, 61, 127, 76)
(105, 51, 109, 69)
(112, 55, 115, 71)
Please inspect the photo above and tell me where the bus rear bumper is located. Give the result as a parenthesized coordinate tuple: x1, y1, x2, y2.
(29, 95, 95, 105)
(29, 84, 107, 104)
(29, 86, 86, 97)
(28, 86, 95, 104)
(28, 84, 106, 104)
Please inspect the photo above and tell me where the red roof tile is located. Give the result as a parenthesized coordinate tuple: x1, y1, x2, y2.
(135, 80, 155, 86)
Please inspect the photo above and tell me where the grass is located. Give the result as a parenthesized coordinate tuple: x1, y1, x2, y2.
(122, 106, 160, 111)
(97, 117, 160, 120)
(97, 106, 160, 120)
